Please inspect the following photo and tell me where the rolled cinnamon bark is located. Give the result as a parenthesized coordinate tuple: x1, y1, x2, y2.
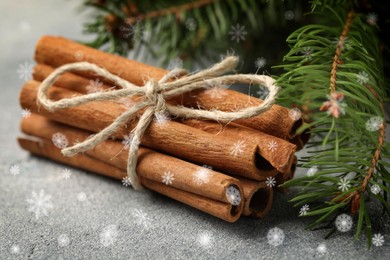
(236, 177, 273, 218)
(18, 137, 241, 222)
(32, 65, 295, 175)
(20, 80, 279, 180)
(21, 114, 244, 206)
(34, 36, 309, 147)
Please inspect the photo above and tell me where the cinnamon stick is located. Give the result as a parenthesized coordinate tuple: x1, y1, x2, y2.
(20, 80, 280, 180)
(34, 36, 309, 146)
(18, 137, 242, 222)
(21, 114, 244, 205)
(33, 64, 295, 175)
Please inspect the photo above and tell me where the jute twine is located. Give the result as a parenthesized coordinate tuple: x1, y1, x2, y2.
(37, 56, 279, 190)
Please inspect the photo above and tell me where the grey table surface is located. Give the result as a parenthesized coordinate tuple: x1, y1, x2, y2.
(1, 1, 389, 259)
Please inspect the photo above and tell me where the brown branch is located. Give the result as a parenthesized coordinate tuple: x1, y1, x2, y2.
(330, 10, 356, 93)
(125, 0, 221, 24)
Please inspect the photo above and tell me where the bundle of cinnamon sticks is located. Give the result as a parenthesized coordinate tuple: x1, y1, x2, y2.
(18, 36, 308, 222)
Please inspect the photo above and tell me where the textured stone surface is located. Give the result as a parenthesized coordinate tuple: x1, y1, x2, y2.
(0, 1, 389, 259)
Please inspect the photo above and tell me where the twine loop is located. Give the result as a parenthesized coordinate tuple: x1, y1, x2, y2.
(37, 56, 279, 191)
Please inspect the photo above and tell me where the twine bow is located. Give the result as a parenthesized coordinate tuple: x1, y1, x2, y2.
(37, 56, 279, 190)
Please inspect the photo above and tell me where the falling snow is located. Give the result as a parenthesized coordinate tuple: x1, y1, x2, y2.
(74, 50, 84, 61)
(122, 134, 133, 150)
(193, 167, 211, 185)
(58, 234, 70, 247)
(162, 171, 175, 185)
(366, 116, 383, 132)
(167, 57, 183, 71)
(266, 177, 276, 188)
(316, 243, 327, 255)
(198, 232, 213, 249)
(77, 192, 87, 202)
(372, 233, 384, 247)
(122, 176, 132, 187)
(337, 178, 351, 192)
(17, 62, 33, 81)
(133, 209, 152, 229)
(10, 244, 21, 254)
(299, 204, 309, 216)
(301, 47, 313, 60)
(205, 86, 228, 99)
(267, 140, 278, 152)
(60, 168, 72, 179)
(229, 23, 247, 43)
(154, 111, 170, 125)
(185, 18, 197, 31)
(307, 166, 318, 177)
(284, 10, 295, 20)
(21, 108, 31, 119)
(100, 224, 118, 247)
(366, 13, 378, 26)
(289, 108, 302, 121)
(87, 79, 103, 94)
(335, 213, 353, 232)
(225, 185, 242, 206)
(255, 57, 266, 69)
(52, 132, 69, 149)
(356, 71, 369, 85)
(371, 184, 381, 195)
(10, 164, 20, 176)
(26, 189, 53, 220)
(256, 85, 270, 100)
(230, 140, 246, 157)
(320, 92, 347, 118)
(267, 227, 285, 247)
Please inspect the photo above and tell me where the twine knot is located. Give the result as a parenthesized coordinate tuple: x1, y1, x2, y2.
(37, 56, 279, 191)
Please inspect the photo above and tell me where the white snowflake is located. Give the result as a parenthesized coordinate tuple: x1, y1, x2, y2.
(193, 167, 211, 185)
(10, 164, 20, 176)
(337, 177, 351, 192)
(119, 97, 137, 109)
(205, 86, 228, 99)
(185, 17, 197, 31)
(21, 108, 31, 119)
(267, 227, 285, 247)
(356, 71, 369, 85)
(367, 12, 378, 26)
(198, 232, 213, 249)
(230, 140, 246, 157)
(154, 111, 170, 125)
(52, 132, 68, 149)
(267, 140, 278, 152)
(266, 176, 276, 188)
(307, 166, 318, 177)
(301, 47, 313, 60)
(74, 50, 84, 61)
(299, 204, 310, 216)
(10, 244, 21, 254)
(256, 85, 270, 100)
(372, 233, 384, 247)
(58, 234, 70, 247)
(17, 61, 33, 81)
(133, 209, 152, 229)
(26, 189, 53, 220)
(19, 20, 31, 32)
(167, 57, 183, 71)
(77, 192, 87, 202)
(60, 168, 71, 179)
(225, 185, 242, 206)
(371, 184, 381, 195)
(284, 10, 295, 20)
(335, 213, 353, 232)
(100, 224, 118, 247)
(162, 171, 175, 185)
(122, 134, 140, 151)
(87, 79, 103, 94)
(255, 57, 267, 69)
(366, 116, 383, 132)
(332, 37, 351, 51)
(120, 19, 144, 40)
(229, 23, 247, 43)
(122, 176, 132, 187)
(289, 108, 302, 121)
(316, 243, 327, 255)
